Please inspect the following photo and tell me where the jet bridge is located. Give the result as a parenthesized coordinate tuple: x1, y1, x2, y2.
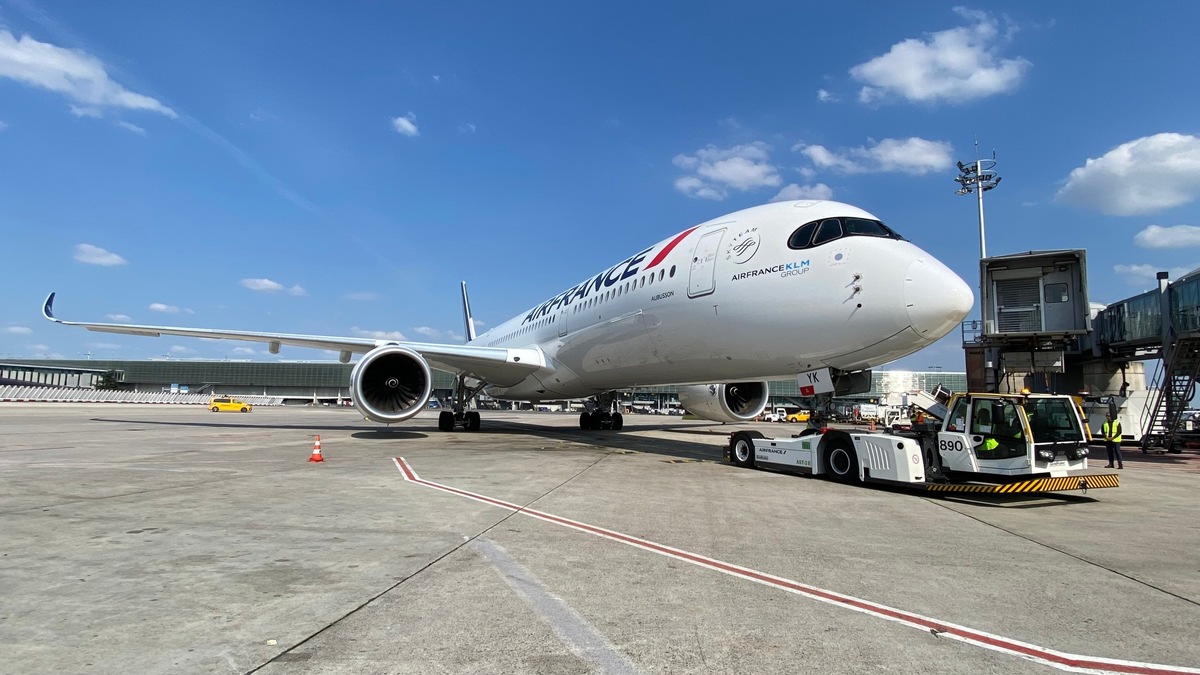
(963, 250, 1090, 394)
(1092, 270, 1200, 453)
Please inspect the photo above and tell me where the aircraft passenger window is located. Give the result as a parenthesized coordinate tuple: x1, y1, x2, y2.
(812, 219, 843, 246)
(788, 222, 818, 249)
(659, 270, 665, 281)
(648, 274, 654, 285)
(670, 265, 676, 277)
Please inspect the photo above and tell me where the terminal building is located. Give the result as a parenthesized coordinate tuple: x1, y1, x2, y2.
(0, 358, 966, 410)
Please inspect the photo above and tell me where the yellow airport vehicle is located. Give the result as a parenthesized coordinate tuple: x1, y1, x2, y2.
(209, 397, 252, 413)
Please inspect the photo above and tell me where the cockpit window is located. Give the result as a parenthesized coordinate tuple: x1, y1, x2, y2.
(788, 217, 904, 250)
(812, 219, 843, 246)
(844, 218, 895, 237)
(787, 221, 818, 249)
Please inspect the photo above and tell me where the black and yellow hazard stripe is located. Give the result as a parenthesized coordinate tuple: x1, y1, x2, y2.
(925, 473, 1120, 493)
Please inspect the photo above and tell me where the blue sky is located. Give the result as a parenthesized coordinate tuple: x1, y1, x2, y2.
(3, 2, 1200, 372)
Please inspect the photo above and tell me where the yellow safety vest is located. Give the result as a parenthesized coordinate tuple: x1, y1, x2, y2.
(1103, 420, 1121, 441)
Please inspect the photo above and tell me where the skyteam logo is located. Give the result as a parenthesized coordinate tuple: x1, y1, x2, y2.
(725, 228, 760, 264)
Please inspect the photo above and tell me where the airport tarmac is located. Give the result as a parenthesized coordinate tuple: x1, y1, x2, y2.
(1, 404, 1198, 675)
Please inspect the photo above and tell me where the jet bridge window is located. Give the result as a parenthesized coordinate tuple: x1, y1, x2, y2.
(788, 217, 903, 250)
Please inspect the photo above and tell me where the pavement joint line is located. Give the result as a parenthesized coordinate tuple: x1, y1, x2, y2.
(472, 537, 641, 675)
(921, 497, 1200, 609)
(394, 456, 1200, 675)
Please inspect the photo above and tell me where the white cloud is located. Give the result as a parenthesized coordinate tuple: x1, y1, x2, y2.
(352, 327, 407, 341)
(27, 344, 63, 359)
(231, 346, 259, 356)
(240, 278, 283, 292)
(116, 121, 145, 135)
(673, 142, 782, 201)
(796, 137, 953, 175)
(0, 30, 176, 118)
(345, 291, 378, 301)
(1114, 263, 1197, 285)
(1134, 224, 1200, 249)
(74, 243, 127, 266)
(4, 326, 32, 334)
(392, 112, 419, 137)
(816, 89, 839, 103)
(413, 326, 464, 342)
(770, 183, 834, 202)
(106, 313, 131, 322)
(458, 122, 476, 134)
(850, 8, 1030, 105)
(240, 278, 305, 295)
(168, 345, 194, 355)
(86, 342, 122, 350)
(0, 119, 7, 131)
(69, 105, 102, 118)
(149, 303, 179, 313)
(1056, 133, 1200, 216)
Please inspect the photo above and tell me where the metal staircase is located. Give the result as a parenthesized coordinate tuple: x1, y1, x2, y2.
(1139, 329, 1200, 454)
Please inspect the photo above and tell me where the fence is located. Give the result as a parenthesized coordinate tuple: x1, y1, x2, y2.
(0, 386, 281, 406)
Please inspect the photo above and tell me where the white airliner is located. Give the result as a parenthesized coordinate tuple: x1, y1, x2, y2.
(44, 200, 972, 431)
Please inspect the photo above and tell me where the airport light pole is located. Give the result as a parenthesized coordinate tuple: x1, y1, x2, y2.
(954, 153, 1001, 259)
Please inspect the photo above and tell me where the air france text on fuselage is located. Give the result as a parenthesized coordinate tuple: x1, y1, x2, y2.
(522, 246, 653, 324)
(732, 260, 810, 282)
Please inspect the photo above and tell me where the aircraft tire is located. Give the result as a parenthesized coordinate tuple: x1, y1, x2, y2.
(579, 412, 591, 430)
(824, 438, 859, 484)
(730, 430, 763, 468)
(466, 411, 481, 431)
(612, 413, 623, 431)
(438, 411, 455, 431)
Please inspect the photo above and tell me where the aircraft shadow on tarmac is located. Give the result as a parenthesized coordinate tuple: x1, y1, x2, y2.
(89, 417, 427, 440)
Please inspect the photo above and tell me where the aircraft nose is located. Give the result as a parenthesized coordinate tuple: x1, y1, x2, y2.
(904, 258, 974, 340)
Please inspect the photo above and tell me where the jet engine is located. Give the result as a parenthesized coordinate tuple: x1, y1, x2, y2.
(677, 382, 769, 423)
(350, 345, 433, 423)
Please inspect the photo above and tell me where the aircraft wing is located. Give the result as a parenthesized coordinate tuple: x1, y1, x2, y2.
(42, 293, 544, 386)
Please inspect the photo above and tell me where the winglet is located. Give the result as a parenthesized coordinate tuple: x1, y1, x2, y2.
(43, 292, 59, 322)
(460, 281, 477, 343)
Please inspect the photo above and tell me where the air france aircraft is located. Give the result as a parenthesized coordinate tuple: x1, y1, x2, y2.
(44, 200, 973, 431)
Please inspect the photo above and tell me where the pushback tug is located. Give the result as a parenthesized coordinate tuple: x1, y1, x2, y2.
(727, 391, 1120, 494)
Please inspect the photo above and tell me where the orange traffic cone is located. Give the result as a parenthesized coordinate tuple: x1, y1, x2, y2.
(868, 419, 876, 432)
(308, 435, 325, 462)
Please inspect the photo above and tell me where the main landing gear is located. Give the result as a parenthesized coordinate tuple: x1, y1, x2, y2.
(437, 375, 487, 432)
(578, 392, 624, 431)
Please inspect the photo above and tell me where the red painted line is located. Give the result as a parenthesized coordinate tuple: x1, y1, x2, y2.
(644, 226, 699, 270)
(392, 458, 1198, 675)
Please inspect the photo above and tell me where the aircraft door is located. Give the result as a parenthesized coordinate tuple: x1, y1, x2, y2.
(1041, 271, 1076, 332)
(558, 306, 568, 337)
(688, 228, 725, 298)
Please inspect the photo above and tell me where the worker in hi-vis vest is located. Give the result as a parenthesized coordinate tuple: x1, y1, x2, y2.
(1102, 413, 1124, 469)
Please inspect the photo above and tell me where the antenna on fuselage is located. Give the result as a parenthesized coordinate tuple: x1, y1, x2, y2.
(460, 281, 477, 343)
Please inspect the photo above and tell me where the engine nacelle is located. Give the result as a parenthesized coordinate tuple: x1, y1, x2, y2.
(350, 345, 433, 423)
(677, 382, 770, 423)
